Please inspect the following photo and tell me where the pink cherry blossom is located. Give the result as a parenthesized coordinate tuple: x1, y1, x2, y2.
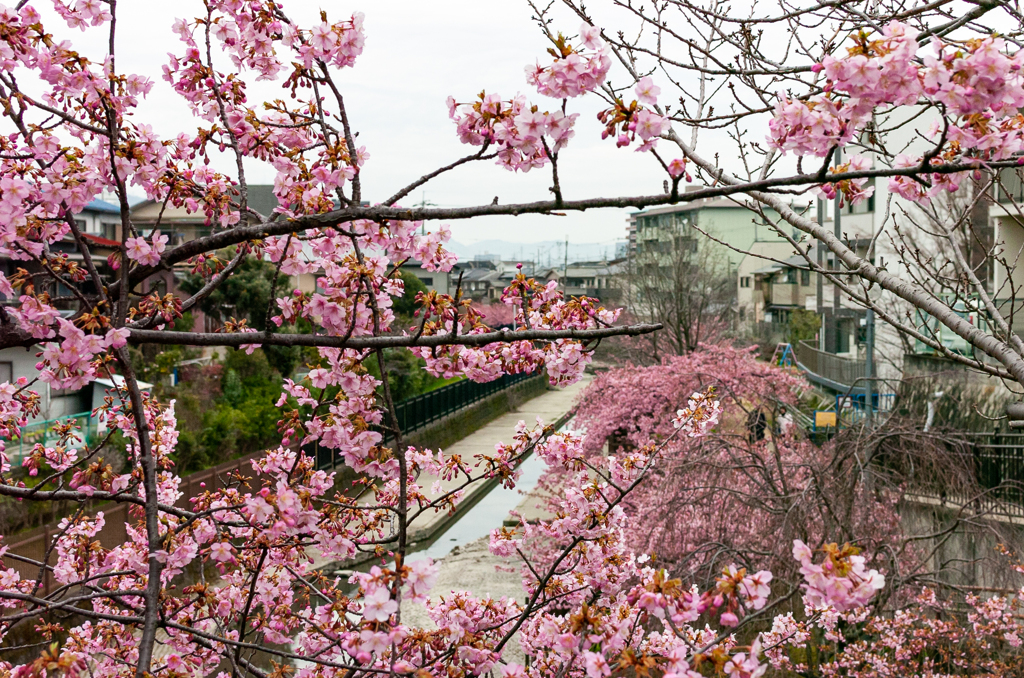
(635, 76, 661, 105)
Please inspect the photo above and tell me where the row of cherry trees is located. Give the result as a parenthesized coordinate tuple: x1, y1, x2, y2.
(538, 345, 1024, 675)
(1, 0, 1024, 677)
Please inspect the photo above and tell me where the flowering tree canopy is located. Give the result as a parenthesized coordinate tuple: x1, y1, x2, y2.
(1, 1, 1024, 678)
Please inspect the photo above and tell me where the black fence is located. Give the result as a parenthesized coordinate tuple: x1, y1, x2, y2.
(307, 371, 542, 469)
(387, 371, 538, 439)
(959, 432, 1024, 517)
(893, 431, 1024, 518)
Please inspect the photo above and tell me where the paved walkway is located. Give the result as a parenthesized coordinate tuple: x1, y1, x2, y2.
(314, 375, 592, 568)
(406, 376, 590, 542)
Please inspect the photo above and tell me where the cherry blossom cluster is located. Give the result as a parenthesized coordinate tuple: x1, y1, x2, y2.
(770, 21, 1024, 204)
(705, 565, 773, 627)
(767, 94, 851, 158)
(793, 539, 885, 612)
(761, 585, 1024, 675)
(446, 92, 578, 172)
(490, 419, 780, 678)
(671, 389, 722, 435)
(595, 77, 671, 153)
(814, 154, 875, 207)
(408, 270, 619, 385)
(560, 345, 919, 645)
(0, 378, 38, 469)
(125, 231, 169, 267)
(525, 25, 611, 99)
(36, 320, 129, 391)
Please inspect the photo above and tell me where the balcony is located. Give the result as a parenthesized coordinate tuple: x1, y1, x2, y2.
(795, 340, 868, 392)
(996, 167, 1024, 203)
(766, 283, 798, 307)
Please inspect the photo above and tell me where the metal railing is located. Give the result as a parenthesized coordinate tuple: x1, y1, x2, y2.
(389, 372, 537, 438)
(14, 412, 96, 467)
(795, 340, 867, 390)
(308, 372, 542, 469)
(835, 392, 896, 426)
(899, 432, 1024, 518)
(960, 432, 1024, 516)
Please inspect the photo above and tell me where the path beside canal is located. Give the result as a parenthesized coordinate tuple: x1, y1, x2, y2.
(313, 375, 590, 573)
(406, 376, 589, 543)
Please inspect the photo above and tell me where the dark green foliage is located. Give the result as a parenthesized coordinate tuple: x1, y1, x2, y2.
(128, 311, 198, 384)
(180, 256, 281, 330)
(787, 308, 821, 346)
(171, 349, 284, 473)
(363, 348, 457, 403)
(392, 270, 429, 324)
(180, 254, 301, 377)
(148, 265, 447, 474)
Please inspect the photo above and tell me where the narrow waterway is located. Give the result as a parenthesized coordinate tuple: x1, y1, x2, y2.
(408, 450, 547, 563)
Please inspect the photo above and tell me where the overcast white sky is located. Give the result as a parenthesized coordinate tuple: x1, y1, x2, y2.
(54, 0, 678, 246)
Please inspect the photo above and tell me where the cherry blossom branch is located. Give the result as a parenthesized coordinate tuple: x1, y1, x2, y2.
(126, 323, 662, 348)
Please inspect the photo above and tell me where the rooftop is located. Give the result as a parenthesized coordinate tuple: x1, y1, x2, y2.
(83, 198, 122, 214)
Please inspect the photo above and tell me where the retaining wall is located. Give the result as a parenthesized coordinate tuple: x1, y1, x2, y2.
(404, 375, 548, 452)
(900, 497, 1024, 593)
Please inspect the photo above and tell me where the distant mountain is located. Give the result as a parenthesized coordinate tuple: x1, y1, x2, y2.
(447, 239, 625, 266)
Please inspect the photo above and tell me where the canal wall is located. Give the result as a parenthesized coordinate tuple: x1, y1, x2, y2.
(899, 496, 1024, 593)
(404, 376, 548, 451)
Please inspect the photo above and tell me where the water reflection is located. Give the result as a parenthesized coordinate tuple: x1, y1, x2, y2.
(408, 451, 546, 562)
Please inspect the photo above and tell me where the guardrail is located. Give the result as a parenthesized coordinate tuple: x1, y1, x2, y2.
(795, 340, 867, 391)
(958, 432, 1024, 517)
(390, 372, 538, 439)
(308, 371, 543, 469)
(835, 392, 896, 426)
(886, 432, 1024, 519)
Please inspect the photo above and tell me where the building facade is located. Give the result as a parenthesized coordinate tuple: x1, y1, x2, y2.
(626, 195, 805, 330)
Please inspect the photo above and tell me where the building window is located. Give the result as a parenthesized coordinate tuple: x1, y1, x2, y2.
(837, 318, 853, 353)
(783, 269, 797, 284)
(739, 277, 751, 288)
(417, 277, 432, 288)
(674, 236, 697, 253)
(101, 222, 118, 240)
(801, 269, 811, 286)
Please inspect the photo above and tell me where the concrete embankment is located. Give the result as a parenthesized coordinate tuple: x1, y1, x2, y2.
(317, 376, 591, 572)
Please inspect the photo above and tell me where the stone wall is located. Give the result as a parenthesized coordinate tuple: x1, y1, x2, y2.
(900, 498, 1024, 593)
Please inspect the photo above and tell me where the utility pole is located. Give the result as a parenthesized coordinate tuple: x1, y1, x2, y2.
(864, 229, 877, 427)
(865, 308, 875, 426)
(832, 148, 842, 354)
(564, 236, 568, 278)
(417, 191, 435, 235)
(817, 197, 825, 351)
